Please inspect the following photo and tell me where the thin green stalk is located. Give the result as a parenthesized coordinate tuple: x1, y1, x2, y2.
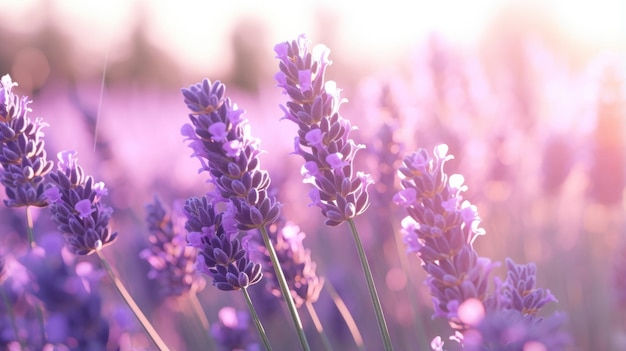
(25, 206, 35, 249)
(259, 226, 311, 351)
(324, 279, 365, 351)
(95, 246, 170, 351)
(1, 287, 24, 349)
(24, 206, 46, 344)
(305, 301, 333, 351)
(347, 219, 393, 351)
(242, 287, 273, 351)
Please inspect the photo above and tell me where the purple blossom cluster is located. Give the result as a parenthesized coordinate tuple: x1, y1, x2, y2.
(394, 144, 570, 349)
(394, 144, 496, 324)
(139, 196, 200, 298)
(44, 151, 117, 255)
(181, 79, 280, 231)
(184, 195, 262, 291)
(274, 35, 373, 226)
(211, 306, 260, 351)
(19, 234, 110, 350)
(255, 219, 324, 308)
(0, 74, 53, 208)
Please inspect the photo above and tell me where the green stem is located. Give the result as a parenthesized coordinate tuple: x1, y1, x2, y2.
(95, 247, 170, 351)
(242, 287, 273, 351)
(324, 279, 365, 351)
(347, 219, 393, 351)
(1, 286, 24, 349)
(259, 226, 311, 351)
(25, 206, 35, 249)
(24, 206, 46, 344)
(305, 301, 333, 351)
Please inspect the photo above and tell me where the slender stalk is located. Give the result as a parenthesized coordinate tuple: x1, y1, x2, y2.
(24, 206, 46, 344)
(324, 279, 365, 351)
(25, 206, 35, 249)
(242, 287, 273, 351)
(95, 247, 170, 351)
(1, 287, 24, 350)
(259, 226, 311, 351)
(305, 301, 333, 351)
(347, 219, 393, 351)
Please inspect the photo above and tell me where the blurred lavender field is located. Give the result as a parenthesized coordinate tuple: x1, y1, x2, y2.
(1, 1, 626, 350)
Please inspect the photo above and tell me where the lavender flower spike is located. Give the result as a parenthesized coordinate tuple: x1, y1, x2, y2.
(274, 34, 373, 226)
(211, 307, 260, 351)
(0, 74, 54, 208)
(45, 151, 117, 255)
(394, 144, 497, 327)
(181, 79, 280, 231)
(258, 219, 324, 308)
(139, 196, 200, 298)
(501, 258, 557, 317)
(183, 196, 263, 291)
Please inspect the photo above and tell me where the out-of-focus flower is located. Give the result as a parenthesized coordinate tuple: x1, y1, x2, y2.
(45, 151, 117, 255)
(462, 308, 571, 351)
(181, 79, 280, 231)
(256, 219, 324, 308)
(183, 196, 262, 291)
(394, 144, 497, 327)
(139, 196, 200, 298)
(211, 306, 260, 351)
(19, 234, 109, 350)
(500, 258, 557, 317)
(0, 74, 54, 208)
(274, 34, 373, 226)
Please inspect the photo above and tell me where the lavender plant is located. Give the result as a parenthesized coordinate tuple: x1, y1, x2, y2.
(181, 78, 309, 350)
(211, 306, 260, 351)
(394, 144, 571, 349)
(393, 144, 496, 326)
(45, 150, 117, 255)
(183, 195, 271, 350)
(0, 74, 54, 248)
(274, 34, 392, 351)
(140, 195, 200, 298)
(45, 150, 169, 350)
(254, 219, 333, 350)
(0, 74, 54, 209)
(141, 196, 217, 349)
(19, 234, 110, 350)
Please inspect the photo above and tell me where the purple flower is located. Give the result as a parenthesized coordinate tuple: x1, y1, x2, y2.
(139, 196, 200, 298)
(181, 79, 280, 231)
(462, 308, 571, 351)
(211, 307, 260, 351)
(45, 151, 117, 255)
(395, 144, 496, 327)
(183, 196, 263, 291)
(274, 34, 373, 226)
(0, 74, 54, 208)
(255, 219, 324, 308)
(500, 258, 557, 317)
(19, 234, 109, 350)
